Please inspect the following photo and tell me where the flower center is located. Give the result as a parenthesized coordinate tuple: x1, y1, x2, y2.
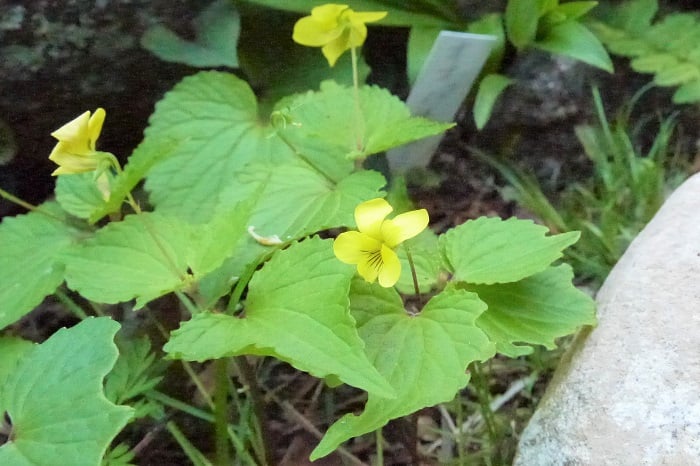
(364, 249, 383, 271)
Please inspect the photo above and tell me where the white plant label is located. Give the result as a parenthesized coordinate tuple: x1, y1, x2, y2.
(387, 31, 496, 172)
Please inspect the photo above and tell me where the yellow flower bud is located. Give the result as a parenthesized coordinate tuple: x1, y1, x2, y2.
(48, 108, 106, 176)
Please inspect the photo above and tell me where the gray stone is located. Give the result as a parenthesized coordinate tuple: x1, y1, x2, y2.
(514, 172, 700, 466)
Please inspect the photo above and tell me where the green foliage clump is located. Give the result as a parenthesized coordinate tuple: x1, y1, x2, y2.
(591, 0, 700, 103)
(474, 87, 686, 283)
(0, 3, 600, 464)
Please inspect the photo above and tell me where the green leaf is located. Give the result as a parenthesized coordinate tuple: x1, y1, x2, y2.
(141, 0, 239, 68)
(164, 237, 394, 398)
(607, 0, 658, 33)
(0, 203, 79, 329)
(505, 0, 541, 49)
(535, 21, 614, 72)
(311, 282, 494, 460)
(673, 79, 700, 103)
(468, 13, 507, 72)
(105, 336, 163, 405)
(473, 73, 514, 130)
(541, 0, 598, 29)
(102, 443, 136, 466)
(198, 159, 377, 306)
(591, 23, 653, 56)
(654, 63, 700, 87)
(90, 137, 180, 224)
(188, 201, 255, 278)
(440, 216, 580, 284)
(631, 54, 679, 73)
(538, 0, 559, 13)
(220, 163, 386, 240)
(0, 337, 34, 414)
(144, 71, 294, 223)
(63, 209, 249, 308)
(0, 318, 133, 466)
(280, 82, 453, 168)
(55, 172, 107, 219)
(552, 1, 598, 20)
(468, 265, 596, 357)
(63, 213, 191, 307)
(105, 335, 165, 420)
(196, 240, 267, 308)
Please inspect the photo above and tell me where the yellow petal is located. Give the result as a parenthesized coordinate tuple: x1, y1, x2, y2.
(333, 231, 380, 265)
(87, 108, 106, 151)
(48, 147, 99, 175)
(49, 136, 90, 159)
(293, 15, 343, 46)
(355, 198, 392, 239)
(381, 208, 429, 248)
(347, 11, 386, 47)
(356, 248, 382, 283)
(350, 11, 387, 24)
(347, 20, 368, 48)
(377, 244, 401, 287)
(311, 4, 349, 23)
(50, 110, 90, 142)
(321, 35, 350, 66)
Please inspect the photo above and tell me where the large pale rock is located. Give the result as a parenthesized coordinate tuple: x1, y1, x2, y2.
(514, 172, 700, 465)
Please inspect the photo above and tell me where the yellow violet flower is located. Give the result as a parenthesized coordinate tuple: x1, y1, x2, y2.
(334, 198, 429, 287)
(48, 108, 106, 175)
(293, 4, 387, 66)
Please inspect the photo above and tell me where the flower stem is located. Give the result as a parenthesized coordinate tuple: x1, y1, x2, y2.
(404, 244, 422, 302)
(226, 248, 278, 314)
(376, 428, 384, 465)
(350, 46, 365, 153)
(0, 187, 38, 212)
(214, 358, 231, 466)
(470, 361, 501, 463)
(175, 290, 199, 316)
(54, 288, 89, 320)
(0, 187, 65, 222)
(235, 356, 272, 465)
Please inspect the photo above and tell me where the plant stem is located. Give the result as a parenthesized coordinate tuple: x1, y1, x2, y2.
(403, 244, 422, 302)
(147, 391, 215, 423)
(147, 390, 258, 465)
(470, 362, 501, 464)
(235, 356, 272, 465)
(148, 314, 215, 411)
(166, 421, 214, 466)
(455, 397, 466, 465)
(350, 46, 365, 153)
(0, 187, 65, 222)
(175, 290, 200, 316)
(0, 187, 39, 212)
(375, 428, 384, 466)
(54, 288, 89, 320)
(214, 358, 231, 466)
